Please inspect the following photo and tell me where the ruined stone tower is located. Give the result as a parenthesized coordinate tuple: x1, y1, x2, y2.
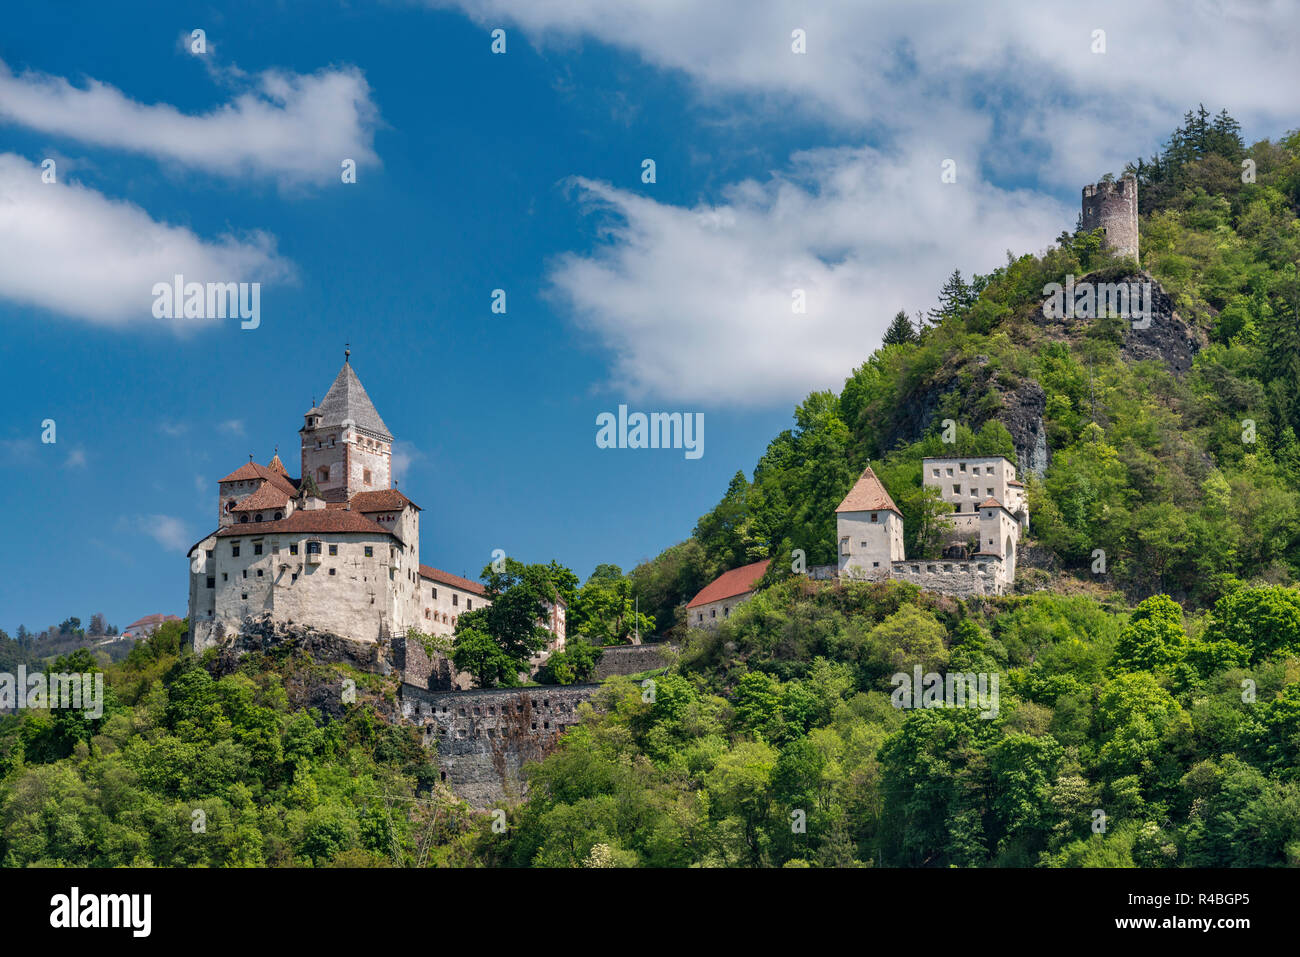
(1082, 174, 1139, 264)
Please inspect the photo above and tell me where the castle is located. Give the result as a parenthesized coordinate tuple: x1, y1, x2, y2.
(835, 455, 1027, 596)
(1082, 174, 1139, 263)
(686, 454, 1031, 625)
(186, 354, 566, 653)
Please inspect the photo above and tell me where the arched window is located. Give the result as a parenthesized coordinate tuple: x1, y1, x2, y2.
(224, 500, 236, 514)
(255, 514, 263, 523)
(239, 514, 249, 524)
(274, 511, 283, 521)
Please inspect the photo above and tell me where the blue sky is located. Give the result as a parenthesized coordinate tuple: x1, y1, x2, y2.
(1, 1, 1296, 633)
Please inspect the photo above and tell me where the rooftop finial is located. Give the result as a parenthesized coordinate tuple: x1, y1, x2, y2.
(345, 341, 351, 363)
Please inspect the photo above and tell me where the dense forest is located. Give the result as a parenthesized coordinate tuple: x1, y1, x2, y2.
(2, 108, 1299, 867)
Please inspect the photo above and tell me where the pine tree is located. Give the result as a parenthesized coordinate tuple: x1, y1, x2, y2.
(882, 310, 917, 345)
(927, 269, 975, 326)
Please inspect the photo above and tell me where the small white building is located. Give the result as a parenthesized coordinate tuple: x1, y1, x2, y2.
(922, 455, 1028, 534)
(836, 467, 905, 581)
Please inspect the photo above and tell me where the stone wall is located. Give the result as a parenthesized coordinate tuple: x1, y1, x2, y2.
(592, 643, 676, 679)
(389, 633, 471, 691)
(400, 683, 601, 807)
(889, 556, 1007, 597)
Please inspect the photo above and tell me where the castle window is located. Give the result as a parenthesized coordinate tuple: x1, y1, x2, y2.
(239, 514, 249, 523)
(231, 544, 240, 557)
(954, 504, 961, 512)
(257, 569, 264, 577)
(432, 588, 438, 599)
(425, 609, 431, 619)
(987, 488, 994, 496)
(960, 463, 966, 471)
(872, 562, 879, 568)
(363, 469, 372, 484)
(952, 484, 961, 494)
(329, 544, 338, 556)
(207, 577, 215, 588)
(698, 613, 703, 622)
(453, 594, 458, 606)
(207, 550, 213, 559)
(242, 593, 248, 600)
(290, 543, 299, 555)
(243, 570, 248, 579)
(724, 607, 730, 617)
(274, 511, 283, 521)
(328, 435, 336, 447)
(307, 541, 321, 555)
(364, 546, 373, 558)
(291, 573, 297, 582)
(840, 536, 850, 556)
(932, 469, 939, 477)
(253, 542, 263, 555)
(711, 609, 716, 618)
(255, 514, 263, 523)
(223, 573, 228, 581)
(317, 467, 329, 483)
(946, 468, 953, 476)
(329, 568, 336, 576)
(871, 512, 878, 522)
(467, 599, 473, 610)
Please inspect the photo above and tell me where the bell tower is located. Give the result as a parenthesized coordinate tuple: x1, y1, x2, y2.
(300, 349, 394, 503)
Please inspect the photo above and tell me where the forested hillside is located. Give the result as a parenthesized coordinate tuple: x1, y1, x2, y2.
(632, 107, 1300, 632)
(2, 110, 1299, 868)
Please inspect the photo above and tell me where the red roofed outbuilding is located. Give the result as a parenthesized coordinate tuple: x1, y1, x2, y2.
(686, 559, 771, 628)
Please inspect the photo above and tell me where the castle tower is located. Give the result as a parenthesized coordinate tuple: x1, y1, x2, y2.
(1082, 174, 1139, 264)
(300, 352, 394, 503)
(835, 466, 905, 580)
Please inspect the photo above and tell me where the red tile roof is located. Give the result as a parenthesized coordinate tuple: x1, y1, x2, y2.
(216, 509, 398, 539)
(267, 454, 289, 477)
(230, 483, 291, 512)
(218, 461, 298, 496)
(980, 497, 1014, 513)
(686, 559, 771, 608)
(835, 467, 901, 514)
(1007, 479, 1024, 487)
(419, 564, 486, 596)
(350, 489, 420, 513)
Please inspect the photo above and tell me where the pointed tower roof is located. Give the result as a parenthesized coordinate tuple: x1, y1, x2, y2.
(317, 361, 392, 440)
(835, 466, 901, 514)
(267, 451, 289, 477)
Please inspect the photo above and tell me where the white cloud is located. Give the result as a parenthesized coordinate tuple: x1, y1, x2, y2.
(550, 143, 1068, 406)
(0, 59, 379, 187)
(439, 0, 1298, 407)
(392, 440, 422, 486)
(217, 419, 246, 436)
(0, 153, 292, 325)
(434, 0, 1299, 182)
(159, 421, 189, 437)
(64, 447, 87, 468)
(126, 514, 192, 551)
